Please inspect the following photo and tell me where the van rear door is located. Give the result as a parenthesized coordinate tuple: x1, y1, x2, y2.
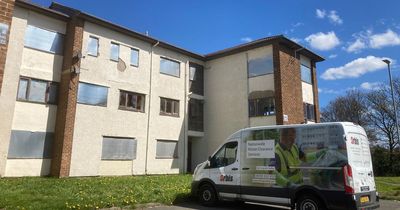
(346, 127, 377, 206)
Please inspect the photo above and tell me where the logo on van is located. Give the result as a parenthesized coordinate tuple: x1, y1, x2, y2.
(350, 137, 360, 145)
(220, 175, 233, 182)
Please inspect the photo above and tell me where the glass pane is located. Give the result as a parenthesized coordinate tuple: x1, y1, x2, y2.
(17, 79, 28, 100)
(110, 43, 119, 61)
(130, 49, 139, 66)
(87, 37, 98, 56)
(119, 92, 126, 107)
(225, 142, 238, 165)
(173, 101, 179, 115)
(160, 58, 180, 77)
(47, 83, 58, 104)
(28, 80, 47, 102)
(166, 100, 172, 113)
(127, 94, 138, 109)
(248, 55, 273, 77)
(160, 98, 165, 112)
(137, 95, 143, 111)
(24, 25, 64, 54)
(189, 66, 196, 81)
(301, 65, 312, 84)
(77, 83, 108, 106)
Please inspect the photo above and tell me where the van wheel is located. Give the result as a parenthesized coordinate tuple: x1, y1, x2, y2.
(296, 194, 324, 210)
(198, 184, 217, 206)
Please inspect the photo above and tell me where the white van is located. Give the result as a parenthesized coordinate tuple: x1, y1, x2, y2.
(191, 122, 379, 210)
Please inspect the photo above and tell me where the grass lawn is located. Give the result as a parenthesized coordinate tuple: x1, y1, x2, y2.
(0, 174, 192, 210)
(376, 177, 400, 200)
(0, 175, 398, 210)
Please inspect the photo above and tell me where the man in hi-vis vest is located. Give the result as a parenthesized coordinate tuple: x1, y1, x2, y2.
(274, 128, 325, 187)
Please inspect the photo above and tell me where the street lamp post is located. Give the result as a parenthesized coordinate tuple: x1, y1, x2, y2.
(383, 59, 400, 145)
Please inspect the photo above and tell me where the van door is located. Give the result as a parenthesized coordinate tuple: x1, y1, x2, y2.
(346, 130, 377, 205)
(208, 141, 240, 199)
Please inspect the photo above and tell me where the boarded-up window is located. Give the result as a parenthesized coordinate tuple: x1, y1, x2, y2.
(101, 137, 137, 160)
(156, 140, 178, 158)
(7, 130, 53, 159)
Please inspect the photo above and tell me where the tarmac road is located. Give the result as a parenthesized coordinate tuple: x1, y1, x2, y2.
(141, 199, 400, 210)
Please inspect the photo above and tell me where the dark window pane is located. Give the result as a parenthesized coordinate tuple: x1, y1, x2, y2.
(160, 58, 180, 77)
(137, 95, 143, 111)
(248, 55, 273, 77)
(47, 83, 58, 104)
(77, 83, 108, 106)
(28, 80, 47, 102)
(17, 79, 28, 100)
(248, 97, 276, 117)
(119, 92, 126, 107)
(166, 100, 172, 113)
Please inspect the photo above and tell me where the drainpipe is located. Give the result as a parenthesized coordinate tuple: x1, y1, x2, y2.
(144, 41, 159, 175)
(183, 61, 189, 173)
(245, 52, 250, 128)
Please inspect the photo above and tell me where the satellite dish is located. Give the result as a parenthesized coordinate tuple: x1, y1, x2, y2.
(117, 58, 126, 72)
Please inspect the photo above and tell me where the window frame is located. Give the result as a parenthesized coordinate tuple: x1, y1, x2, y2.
(160, 97, 180, 117)
(155, 139, 179, 159)
(16, 76, 59, 105)
(159, 57, 181, 78)
(130, 48, 139, 67)
(77, 82, 109, 107)
(24, 24, 65, 55)
(110, 42, 120, 62)
(208, 141, 238, 168)
(118, 90, 145, 112)
(87, 36, 99, 57)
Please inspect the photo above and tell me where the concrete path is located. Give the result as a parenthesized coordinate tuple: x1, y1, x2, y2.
(140, 199, 400, 210)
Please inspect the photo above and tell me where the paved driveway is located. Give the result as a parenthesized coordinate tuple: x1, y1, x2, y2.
(141, 199, 400, 210)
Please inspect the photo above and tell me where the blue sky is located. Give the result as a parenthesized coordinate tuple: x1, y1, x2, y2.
(32, 0, 400, 107)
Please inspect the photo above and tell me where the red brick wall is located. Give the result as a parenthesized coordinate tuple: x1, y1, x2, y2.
(273, 43, 304, 125)
(0, 0, 15, 94)
(51, 16, 84, 177)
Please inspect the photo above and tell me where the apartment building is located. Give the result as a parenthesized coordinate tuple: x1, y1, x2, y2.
(0, 0, 323, 177)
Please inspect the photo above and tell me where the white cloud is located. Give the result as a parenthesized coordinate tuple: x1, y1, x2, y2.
(240, 37, 253, 43)
(305, 31, 340, 51)
(369, 29, 400, 49)
(318, 88, 340, 94)
(345, 38, 367, 53)
(345, 29, 400, 53)
(360, 82, 381, 90)
(328, 54, 338, 59)
(327, 10, 343, 25)
(316, 9, 326, 18)
(321, 56, 393, 80)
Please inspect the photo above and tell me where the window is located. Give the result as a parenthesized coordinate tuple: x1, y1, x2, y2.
(101, 137, 137, 160)
(303, 103, 315, 121)
(160, 57, 180, 77)
(119, 90, 145, 112)
(24, 25, 64, 54)
(110, 42, 119, 61)
(301, 65, 312, 84)
(301, 56, 312, 84)
(130, 48, 139, 66)
(248, 55, 273, 77)
(77, 82, 108, 106)
(249, 97, 275, 117)
(156, 140, 178, 158)
(189, 99, 203, 132)
(17, 77, 58, 104)
(87, 36, 99, 56)
(209, 141, 238, 168)
(189, 66, 196, 81)
(160, 97, 179, 117)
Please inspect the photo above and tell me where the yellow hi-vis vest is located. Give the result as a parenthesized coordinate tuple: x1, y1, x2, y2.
(275, 143, 303, 187)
